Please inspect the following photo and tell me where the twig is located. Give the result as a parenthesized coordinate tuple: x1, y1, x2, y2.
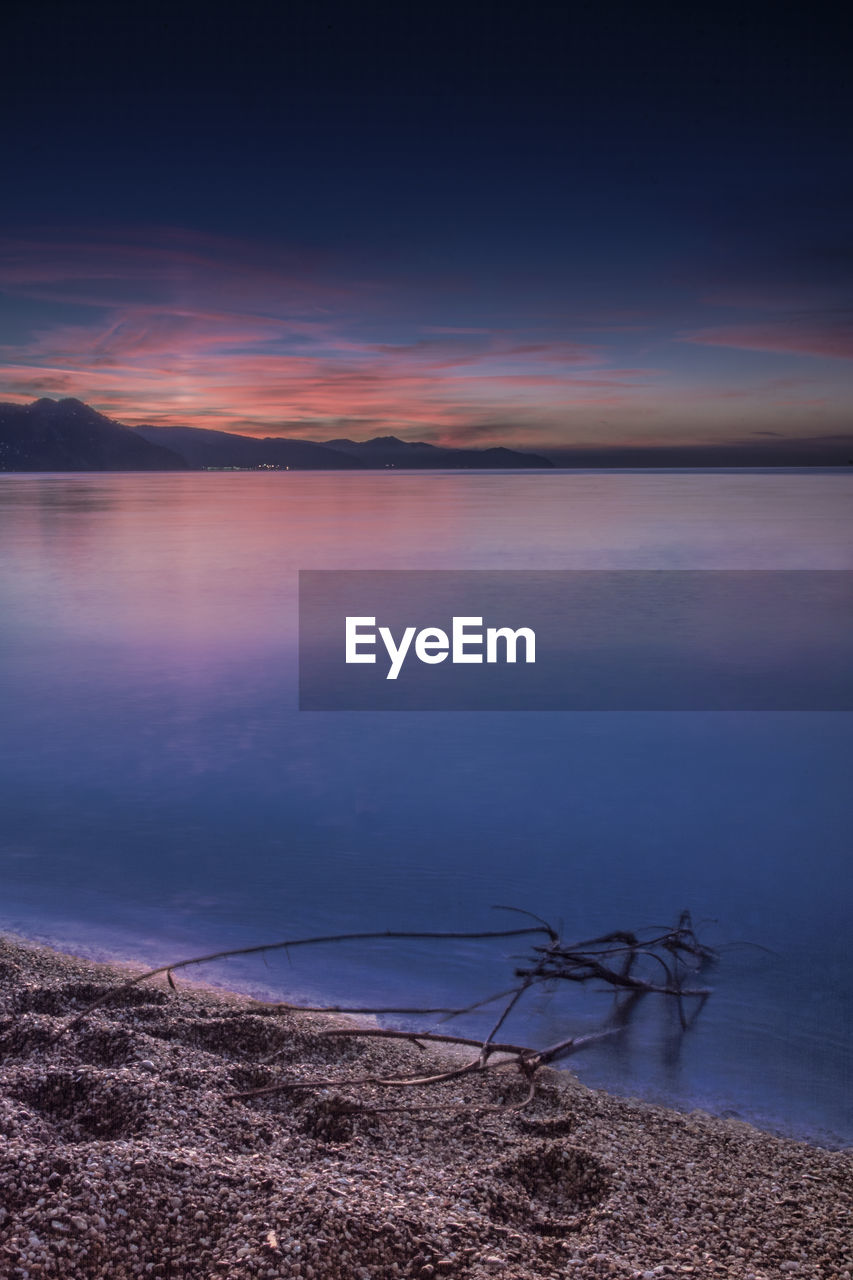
(315, 1028, 533, 1055)
(226, 1057, 485, 1100)
(47, 925, 551, 1044)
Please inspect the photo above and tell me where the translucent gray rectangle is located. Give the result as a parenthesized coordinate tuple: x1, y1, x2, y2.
(298, 570, 853, 710)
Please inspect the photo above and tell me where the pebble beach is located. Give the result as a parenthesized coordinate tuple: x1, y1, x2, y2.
(0, 934, 850, 1280)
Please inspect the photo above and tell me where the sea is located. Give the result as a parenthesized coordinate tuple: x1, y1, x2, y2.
(0, 469, 850, 1146)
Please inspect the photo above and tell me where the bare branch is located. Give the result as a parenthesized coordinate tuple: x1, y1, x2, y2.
(42, 909, 718, 1116)
(47, 925, 551, 1044)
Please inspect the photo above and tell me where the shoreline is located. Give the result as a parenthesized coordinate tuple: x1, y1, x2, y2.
(1, 934, 850, 1279)
(3, 919, 847, 1155)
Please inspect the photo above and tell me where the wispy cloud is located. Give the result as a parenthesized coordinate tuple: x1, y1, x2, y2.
(0, 230, 666, 440)
(2, 228, 852, 447)
(681, 320, 853, 360)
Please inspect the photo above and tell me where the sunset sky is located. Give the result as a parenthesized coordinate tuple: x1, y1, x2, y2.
(2, 2, 851, 451)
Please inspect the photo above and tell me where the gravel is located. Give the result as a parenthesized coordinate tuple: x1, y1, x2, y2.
(0, 935, 850, 1280)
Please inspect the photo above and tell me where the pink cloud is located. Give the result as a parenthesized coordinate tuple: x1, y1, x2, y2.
(17, 228, 846, 447)
(0, 230, 668, 437)
(681, 322, 853, 360)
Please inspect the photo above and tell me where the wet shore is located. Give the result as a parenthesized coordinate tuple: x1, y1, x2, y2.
(0, 934, 850, 1279)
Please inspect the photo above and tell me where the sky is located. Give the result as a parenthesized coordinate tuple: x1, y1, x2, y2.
(1, 1, 852, 453)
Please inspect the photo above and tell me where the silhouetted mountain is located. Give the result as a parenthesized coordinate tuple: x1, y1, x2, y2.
(135, 425, 553, 469)
(0, 402, 552, 471)
(322, 435, 554, 468)
(134, 425, 366, 469)
(0, 399, 187, 471)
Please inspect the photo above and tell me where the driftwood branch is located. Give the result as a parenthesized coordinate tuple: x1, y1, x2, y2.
(44, 907, 716, 1114)
(46, 925, 550, 1045)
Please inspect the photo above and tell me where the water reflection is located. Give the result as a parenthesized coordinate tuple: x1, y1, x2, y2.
(0, 470, 851, 1143)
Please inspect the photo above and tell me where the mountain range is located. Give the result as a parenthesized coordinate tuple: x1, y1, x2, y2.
(315, 434, 553, 469)
(134, 425, 554, 470)
(0, 399, 552, 470)
(2, 398, 851, 471)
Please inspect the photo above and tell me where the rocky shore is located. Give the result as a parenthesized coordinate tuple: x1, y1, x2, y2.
(0, 935, 850, 1280)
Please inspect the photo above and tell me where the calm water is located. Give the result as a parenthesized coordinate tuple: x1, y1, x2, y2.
(1, 471, 851, 1145)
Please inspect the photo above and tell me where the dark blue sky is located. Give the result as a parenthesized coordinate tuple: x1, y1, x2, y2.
(2, 1, 851, 449)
